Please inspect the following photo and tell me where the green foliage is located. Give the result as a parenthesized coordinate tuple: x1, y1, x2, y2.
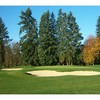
(96, 16, 100, 37)
(18, 8, 83, 66)
(4, 43, 13, 67)
(56, 10, 83, 65)
(4, 42, 22, 68)
(0, 8, 84, 67)
(11, 42, 23, 66)
(56, 9, 67, 65)
(0, 17, 10, 68)
(67, 11, 83, 65)
(18, 8, 39, 66)
(38, 11, 58, 65)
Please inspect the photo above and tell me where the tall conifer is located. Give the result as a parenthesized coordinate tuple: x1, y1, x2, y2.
(96, 16, 100, 38)
(0, 17, 10, 68)
(38, 11, 58, 65)
(18, 8, 39, 66)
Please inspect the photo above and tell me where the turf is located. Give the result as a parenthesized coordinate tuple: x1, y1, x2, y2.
(0, 65, 100, 94)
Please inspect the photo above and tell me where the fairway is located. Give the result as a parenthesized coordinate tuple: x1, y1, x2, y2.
(0, 65, 100, 94)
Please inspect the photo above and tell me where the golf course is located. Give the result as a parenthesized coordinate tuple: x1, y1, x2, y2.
(1, 6, 100, 95)
(0, 65, 100, 94)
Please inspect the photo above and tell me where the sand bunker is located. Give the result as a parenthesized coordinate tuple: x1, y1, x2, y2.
(1, 68, 23, 71)
(26, 70, 100, 77)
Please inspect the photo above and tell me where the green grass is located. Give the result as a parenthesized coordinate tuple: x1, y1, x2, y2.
(0, 65, 100, 94)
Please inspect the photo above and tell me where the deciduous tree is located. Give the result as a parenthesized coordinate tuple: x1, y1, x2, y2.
(83, 36, 95, 65)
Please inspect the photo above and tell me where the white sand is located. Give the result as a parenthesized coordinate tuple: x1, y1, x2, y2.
(1, 68, 22, 71)
(26, 70, 100, 77)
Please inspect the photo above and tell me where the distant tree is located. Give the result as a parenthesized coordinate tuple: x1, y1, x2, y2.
(4, 43, 13, 67)
(0, 17, 10, 68)
(4, 42, 23, 68)
(38, 11, 58, 65)
(96, 16, 100, 38)
(74, 44, 84, 65)
(11, 42, 23, 66)
(18, 8, 39, 66)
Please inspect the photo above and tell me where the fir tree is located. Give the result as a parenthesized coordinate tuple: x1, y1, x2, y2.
(38, 11, 58, 65)
(0, 17, 10, 68)
(56, 9, 69, 65)
(67, 11, 83, 65)
(18, 8, 39, 66)
(95, 16, 100, 63)
(56, 10, 83, 65)
(96, 16, 100, 38)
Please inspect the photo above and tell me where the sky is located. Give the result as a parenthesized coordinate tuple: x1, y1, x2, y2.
(0, 6, 100, 43)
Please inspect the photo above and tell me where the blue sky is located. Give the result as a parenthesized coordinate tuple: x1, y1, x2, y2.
(0, 6, 100, 43)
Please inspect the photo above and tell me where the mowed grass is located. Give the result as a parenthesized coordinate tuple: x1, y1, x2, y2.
(0, 65, 100, 94)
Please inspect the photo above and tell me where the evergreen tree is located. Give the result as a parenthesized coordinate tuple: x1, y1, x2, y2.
(95, 16, 100, 63)
(0, 17, 9, 68)
(67, 11, 83, 65)
(56, 9, 70, 65)
(38, 11, 58, 65)
(96, 16, 100, 38)
(48, 12, 58, 65)
(18, 8, 39, 66)
(56, 10, 83, 65)
(56, 9, 64, 65)
(38, 11, 49, 65)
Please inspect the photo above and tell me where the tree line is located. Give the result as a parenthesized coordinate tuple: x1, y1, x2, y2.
(0, 8, 100, 68)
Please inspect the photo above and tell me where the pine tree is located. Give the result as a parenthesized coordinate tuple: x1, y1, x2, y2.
(96, 16, 100, 38)
(38, 11, 58, 65)
(0, 17, 10, 68)
(18, 8, 39, 66)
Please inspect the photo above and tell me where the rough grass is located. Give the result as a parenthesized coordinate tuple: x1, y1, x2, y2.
(0, 65, 100, 94)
